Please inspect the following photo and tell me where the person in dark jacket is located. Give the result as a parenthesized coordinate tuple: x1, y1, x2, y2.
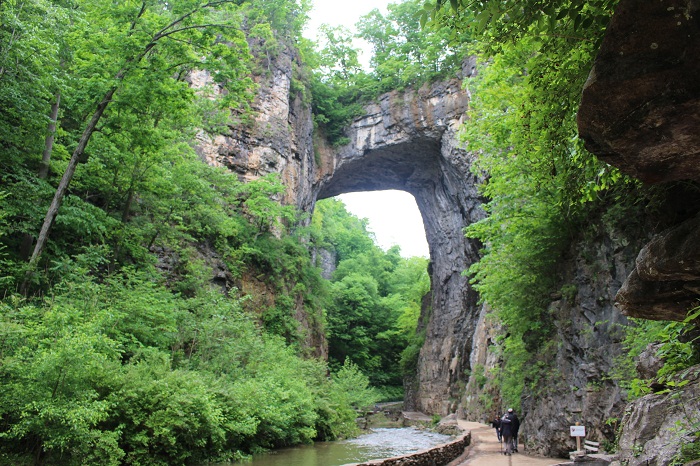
(491, 415, 502, 442)
(505, 408, 520, 452)
(500, 411, 514, 455)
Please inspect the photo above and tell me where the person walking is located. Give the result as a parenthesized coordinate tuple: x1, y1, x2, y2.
(491, 414, 502, 442)
(508, 408, 520, 452)
(500, 410, 514, 455)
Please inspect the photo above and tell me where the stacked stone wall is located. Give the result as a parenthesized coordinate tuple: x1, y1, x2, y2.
(346, 432, 470, 466)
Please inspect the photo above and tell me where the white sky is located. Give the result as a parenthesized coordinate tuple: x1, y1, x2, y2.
(338, 191, 429, 258)
(304, 0, 389, 68)
(306, 0, 430, 259)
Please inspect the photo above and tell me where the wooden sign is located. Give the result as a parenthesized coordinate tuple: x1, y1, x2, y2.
(570, 425, 586, 437)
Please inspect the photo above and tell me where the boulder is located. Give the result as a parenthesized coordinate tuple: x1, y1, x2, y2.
(616, 365, 700, 466)
(616, 214, 700, 321)
(577, 0, 700, 183)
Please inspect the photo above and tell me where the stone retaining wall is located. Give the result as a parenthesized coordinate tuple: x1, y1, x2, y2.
(345, 432, 471, 466)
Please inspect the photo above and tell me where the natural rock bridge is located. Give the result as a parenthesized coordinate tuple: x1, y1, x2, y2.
(314, 78, 484, 413)
(195, 55, 485, 413)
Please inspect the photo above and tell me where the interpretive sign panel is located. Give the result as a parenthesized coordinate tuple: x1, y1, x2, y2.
(570, 426, 586, 437)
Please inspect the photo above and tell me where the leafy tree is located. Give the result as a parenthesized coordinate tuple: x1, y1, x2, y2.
(307, 0, 472, 146)
(0, 0, 67, 167)
(26, 0, 255, 274)
(422, 0, 617, 52)
(357, 0, 472, 93)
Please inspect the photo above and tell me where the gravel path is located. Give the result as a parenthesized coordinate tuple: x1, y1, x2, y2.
(450, 422, 562, 466)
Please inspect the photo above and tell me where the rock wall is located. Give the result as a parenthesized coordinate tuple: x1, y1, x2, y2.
(518, 219, 644, 457)
(577, 0, 700, 463)
(194, 44, 317, 213)
(458, 206, 652, 456)
(616, 365, 700, 466)
(577, 0, 700, 184)
(346, 432, 471, 466)
(315, 78, 486, 414)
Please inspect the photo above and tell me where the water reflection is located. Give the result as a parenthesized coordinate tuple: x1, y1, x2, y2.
(236, 427, 454, 466)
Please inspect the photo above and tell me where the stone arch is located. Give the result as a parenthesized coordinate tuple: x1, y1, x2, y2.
(196, 50, 485, 413)
(312, 79, 485, 414)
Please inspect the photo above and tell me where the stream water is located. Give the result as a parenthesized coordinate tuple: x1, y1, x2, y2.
(230, 427, 454, 466)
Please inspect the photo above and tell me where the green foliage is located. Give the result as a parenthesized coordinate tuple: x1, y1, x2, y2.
(424, 0, 617, 53)
(332, 359, 380, 411)
(0, 0, 66, 164)
(0, 2, 368, 462)
(672, 436, 700, 466)
(433, 0, 637, 409)
(0, 269, 362, 464)
(357, 0, 473, 93)
(312, 198, 430, 393)
(243, 0, 311, 41)
(614, 307, 700, 399)
(307, 0, 472, 146)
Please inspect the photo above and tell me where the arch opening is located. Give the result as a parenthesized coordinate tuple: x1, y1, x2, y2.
(337, 190, 429, 259)
(312, 131, 484, 414)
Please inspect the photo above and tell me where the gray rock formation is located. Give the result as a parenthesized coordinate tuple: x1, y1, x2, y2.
(460, 215, 645, 457)
(635, 343, 665, 381)
(518, 225, 641, 457)
(616, 214, 700, 322)
(578, 0, 700, 463)
(616, 365, 700, 466)
(317, 79, 486, 414)
(194, 45, 317, 213)
(196, 45, 485, 414)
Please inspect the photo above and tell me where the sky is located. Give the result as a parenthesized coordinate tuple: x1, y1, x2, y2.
(305, 0, 430, 259)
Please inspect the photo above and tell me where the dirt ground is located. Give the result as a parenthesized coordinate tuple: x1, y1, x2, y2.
(449, 422, 563, 466)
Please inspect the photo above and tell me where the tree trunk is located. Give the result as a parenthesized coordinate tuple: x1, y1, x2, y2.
(39, 92, 60, 179)
(21, 92, 62, 260)
(25, 85, 118, 273)
(22, 0, 227, 284)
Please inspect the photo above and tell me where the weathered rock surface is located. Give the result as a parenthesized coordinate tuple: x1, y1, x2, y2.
(461, 215, 645, 457)
(577, 0, 700, 183)
(193, 44, 323, 355)
(635, 343, 665, 380)
(616, 365, 700, 466)
(195, 45, 317, 212)
(615, 214, 700, 321)
(578, 1, 700, 463)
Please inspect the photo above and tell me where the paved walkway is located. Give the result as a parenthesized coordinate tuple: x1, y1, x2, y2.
(450, 421, 562, 466)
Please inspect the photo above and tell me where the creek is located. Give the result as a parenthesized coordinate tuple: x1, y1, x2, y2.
(231, 427, 454, 466)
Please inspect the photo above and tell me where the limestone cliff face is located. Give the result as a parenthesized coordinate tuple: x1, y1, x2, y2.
(315, 77, 486, 415)
(196, 45, 485, 415)
(458, 208, 653, 456)
(194, 45, 317, 213)
(578, 0, 700, 324)
(515, 220, 644, 457)
(616, 365, 700, 466)
(577, 0, 700, 184)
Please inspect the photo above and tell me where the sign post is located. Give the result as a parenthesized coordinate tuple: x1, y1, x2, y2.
(570, 423, 586, 454)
